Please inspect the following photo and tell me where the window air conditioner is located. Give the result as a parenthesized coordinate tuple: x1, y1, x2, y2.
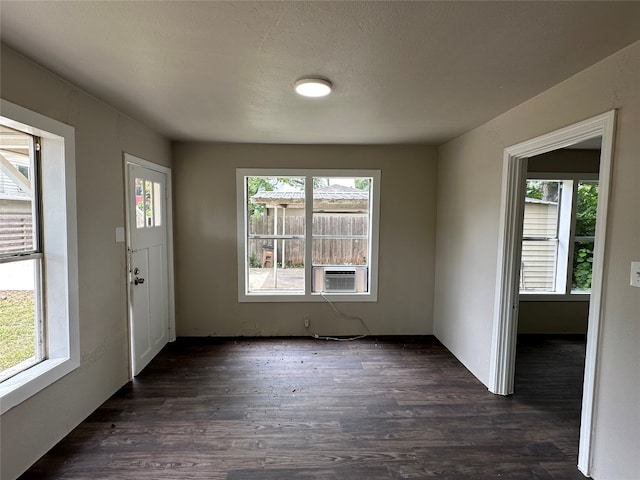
(312, 266, 368, 293)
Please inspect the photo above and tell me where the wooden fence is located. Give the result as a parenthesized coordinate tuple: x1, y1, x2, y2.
(0, 214, 33, 254)
(248, 215, 368, 266)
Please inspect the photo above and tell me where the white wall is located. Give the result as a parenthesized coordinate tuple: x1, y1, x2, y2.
(172, 143, 437, 337)
(434, 41, 639, 479)
(0, 45, 171, 479)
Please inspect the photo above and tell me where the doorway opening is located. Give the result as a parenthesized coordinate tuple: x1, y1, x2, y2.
(489, 111, 616, 476)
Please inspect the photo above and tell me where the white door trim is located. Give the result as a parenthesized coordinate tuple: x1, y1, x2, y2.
(123, 153, 176, 351)
(489, 110, 616, 477)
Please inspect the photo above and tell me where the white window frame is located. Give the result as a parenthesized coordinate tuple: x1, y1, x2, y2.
(0, 99, 79, 414)
(0, 129, 44, 383)
(520, 172, 598, 301)
(236, 168, 380, 302)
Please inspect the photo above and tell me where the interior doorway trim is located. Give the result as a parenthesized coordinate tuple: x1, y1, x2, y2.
(489, 110, 616, 476)
(123, 153, 176, 363)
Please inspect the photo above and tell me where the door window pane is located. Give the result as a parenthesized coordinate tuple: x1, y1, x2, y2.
(145, 180, 153, 227)
(135, 178, 145, 228)
(153, 182, 162, 227)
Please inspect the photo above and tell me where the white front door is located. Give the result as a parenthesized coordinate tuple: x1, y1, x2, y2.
(126, 159, 170, 376)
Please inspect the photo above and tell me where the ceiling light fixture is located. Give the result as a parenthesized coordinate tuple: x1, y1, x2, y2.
(294, 77, 332, 97)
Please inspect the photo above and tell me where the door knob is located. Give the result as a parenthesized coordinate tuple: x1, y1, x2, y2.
(134, 277, 145, 285)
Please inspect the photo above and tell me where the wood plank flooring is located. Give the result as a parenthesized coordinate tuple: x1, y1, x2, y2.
(19, 335, 586, 479)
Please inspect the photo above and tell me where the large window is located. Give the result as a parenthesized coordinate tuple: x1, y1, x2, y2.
(520, 175, 598, 296)
(0, 99, 79, 413)
(237, 169, 380, 302)
(0, 126, 43, 382)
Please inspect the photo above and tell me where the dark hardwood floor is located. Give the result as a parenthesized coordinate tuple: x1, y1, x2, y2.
(19, 335, 586, 479)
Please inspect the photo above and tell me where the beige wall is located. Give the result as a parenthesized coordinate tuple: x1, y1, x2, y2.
(2, 35, 637, 480)
(0, 45, 171, 479)
(518, 301, 589, 334)
(435, 41, 639, 479)
(528, 148, 600, 174)
(172, 143, 437, 337)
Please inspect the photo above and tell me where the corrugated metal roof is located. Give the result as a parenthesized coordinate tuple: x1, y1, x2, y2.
(252, 185, 368, 202)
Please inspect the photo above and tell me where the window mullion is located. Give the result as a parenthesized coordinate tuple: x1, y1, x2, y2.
(304, 175, 313, 295)
(565, 180, 580, 293)
(32, 135, 46, 363)
(555, 180, 573, 293)
(32, 136, 43, 254)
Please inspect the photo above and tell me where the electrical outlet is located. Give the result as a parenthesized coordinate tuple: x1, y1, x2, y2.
(631, 261, 640, 288)
(304, 315, 311, 328)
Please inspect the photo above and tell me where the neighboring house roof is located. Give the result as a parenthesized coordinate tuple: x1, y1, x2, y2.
(251, 185, 368, 212)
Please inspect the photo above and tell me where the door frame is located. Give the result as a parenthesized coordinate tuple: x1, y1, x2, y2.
(123, 153, 176, 376)
(489, 110, 616, 476)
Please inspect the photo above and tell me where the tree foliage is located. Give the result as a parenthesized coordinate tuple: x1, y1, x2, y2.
(526, 181, 543, 200)
(572, 182, 598, 291)
(525, 180, 559, 202)
(575, 182, 598, 236)
(247, 177, 275, 217)
(355, 178, 370, 190)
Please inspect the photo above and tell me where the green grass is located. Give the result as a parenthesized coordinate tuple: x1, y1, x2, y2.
(0, 290, 36, 373)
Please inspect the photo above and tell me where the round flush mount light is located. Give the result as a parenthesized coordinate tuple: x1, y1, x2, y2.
(294, 77, 333, 97)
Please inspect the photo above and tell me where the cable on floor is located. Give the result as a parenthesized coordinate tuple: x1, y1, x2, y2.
(306, 292, 370, 341)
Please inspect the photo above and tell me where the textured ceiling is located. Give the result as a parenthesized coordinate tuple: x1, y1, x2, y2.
(1, 1, 639, 145)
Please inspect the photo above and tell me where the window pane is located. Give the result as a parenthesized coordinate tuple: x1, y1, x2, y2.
(313, 177, 370, 215)
(520, 239, 557, 292)
(135, 178, 145, 228)
(575, 181, 598, 237)
(144, 180, 153, 227)
(523, 180, 560, 238)
(572, 240, 595, 293)
(153, 182, 162, 227)
(312, 177, 370, 266)
(312, 213, 369, 237)
(247, 176, 305, 236)
(312, 238, 368, 266)
(0, 260, 40, 381)
(247, 238, 305, 293)
(0, 126, 36, 254)
(521, 180, 561, 293)
(245, 177, 306, 295)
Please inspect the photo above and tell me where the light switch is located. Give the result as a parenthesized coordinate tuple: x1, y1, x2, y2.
(631, 261, 640, 288)
(115, 227, 125, 243)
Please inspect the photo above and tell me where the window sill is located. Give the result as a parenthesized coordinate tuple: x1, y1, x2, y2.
(239, 292, 378, 303)
(519, 293, 590, 302)
(0, 357, 79, 414)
